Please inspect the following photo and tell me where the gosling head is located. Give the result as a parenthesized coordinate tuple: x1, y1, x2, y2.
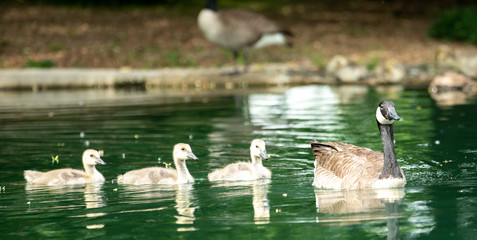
(82, 149, 106, 166)
(376, 101, 400, 125)
(173, 143, 198, 161)
(250, 139, 268, 160)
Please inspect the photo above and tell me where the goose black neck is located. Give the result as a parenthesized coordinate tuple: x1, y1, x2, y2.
(378, 121, 403, 179)
(205, 0, 217, 11)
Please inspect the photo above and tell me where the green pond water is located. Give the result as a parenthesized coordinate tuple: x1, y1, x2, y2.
(0, 84, 476, 239)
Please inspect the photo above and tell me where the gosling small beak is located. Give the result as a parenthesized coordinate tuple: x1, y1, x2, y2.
(96, 157, 106, 165)
(388, 107, 401, 121)
(188, 152, 199, 160)
(260, 150, 269, 160)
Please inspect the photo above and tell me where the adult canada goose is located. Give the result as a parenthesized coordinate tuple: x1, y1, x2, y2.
(208, 139, 270, 181)
(117, 143, 198, 184)
(24, 149, 106, 185)
(310, 101, 406, 189)
(197, 0, 292, 74)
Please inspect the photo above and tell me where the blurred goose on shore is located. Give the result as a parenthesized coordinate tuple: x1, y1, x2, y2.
(24, 149, 106, 185)
(117, 143, 198, 185)
(197, 0, 292, 74)
(208, 139, 270, 181)
(435, 45, 477, 78)
(429, 71, 477, 106)
(429, 71, 477, 93)
(325, 55, 368, 83)
(375, 59, 406, 84)
(311, 101, 406, 189)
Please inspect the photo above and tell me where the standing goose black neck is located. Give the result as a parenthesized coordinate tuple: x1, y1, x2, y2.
(205, 0, 217, 11)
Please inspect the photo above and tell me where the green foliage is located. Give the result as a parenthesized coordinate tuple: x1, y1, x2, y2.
(311, 54, 325, 68)
(48, 43, 63, 52)
(25, 59, 55, 68)
(366, 58, 380, 71)
(428, 6, 477, 45)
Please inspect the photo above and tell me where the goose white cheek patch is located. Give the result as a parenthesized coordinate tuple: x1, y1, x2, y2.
(376, 107, 394, 125)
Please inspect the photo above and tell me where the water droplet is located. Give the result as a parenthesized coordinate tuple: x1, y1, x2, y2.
(189, 134, 193, 140)
(85, 140, 90, 147)
(80, 132, 85, 138)
(122, 153, 126, 159)
(435, 140, 440, 145)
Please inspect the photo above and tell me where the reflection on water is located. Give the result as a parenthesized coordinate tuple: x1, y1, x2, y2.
(25, 183, 107, 211)
(2, 85, 477, 239)
(118, 183, 197, 231)
(210, 179, 270, 224)
(252, 181, 270, 224)
(315, 188, 405, 239)
(430, 90, 477, 107)
(175, 184, 196, 227)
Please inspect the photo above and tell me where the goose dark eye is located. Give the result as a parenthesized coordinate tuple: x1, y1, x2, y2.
(90, 154, 94, 158)
(256, 145, 259, 148)
(181, 147, 185, 151)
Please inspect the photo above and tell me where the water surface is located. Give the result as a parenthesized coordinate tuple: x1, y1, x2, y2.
(0, 85, 476, 239)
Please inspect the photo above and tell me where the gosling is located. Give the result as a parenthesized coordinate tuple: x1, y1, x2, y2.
(117, 143, 198, 184)
(208, 139, 271, 181)
(24, 149, 106, 185)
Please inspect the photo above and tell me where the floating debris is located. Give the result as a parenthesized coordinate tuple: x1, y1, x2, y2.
(51, 155, 59, 164)
(86, 224, 105, 229)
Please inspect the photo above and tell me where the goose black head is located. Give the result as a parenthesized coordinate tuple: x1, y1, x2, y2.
(376, 101, 400, 125)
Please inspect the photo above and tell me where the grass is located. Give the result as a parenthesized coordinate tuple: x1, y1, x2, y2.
(428, 6, 477, 45)
(25, 59, 56, 68)
(48, 43, 63, 52)
(366, 58, 380, 71)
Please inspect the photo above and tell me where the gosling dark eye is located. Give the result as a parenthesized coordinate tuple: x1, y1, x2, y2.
(256, 145, 259, 148)
(181, 147, 185, 151)
(90, 154, 94, 158)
